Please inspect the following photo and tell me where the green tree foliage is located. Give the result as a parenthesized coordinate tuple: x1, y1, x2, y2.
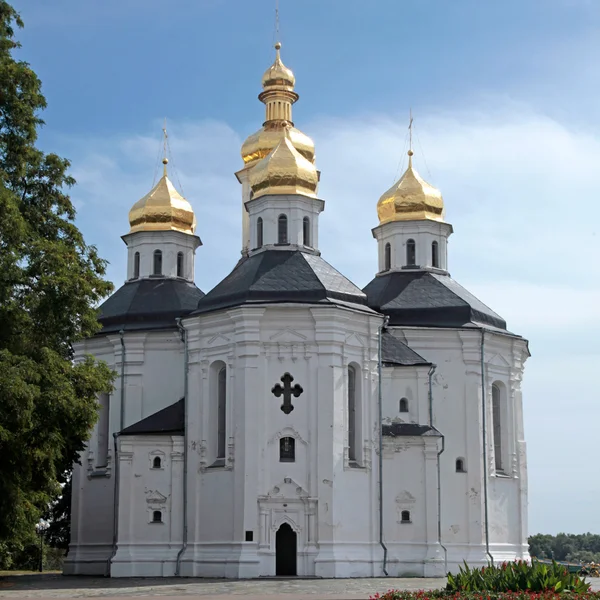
(529, 533, 600, 563)
(0, 0, 115, 556)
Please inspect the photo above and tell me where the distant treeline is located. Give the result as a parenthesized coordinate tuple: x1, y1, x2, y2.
(529, 533, 600, 563)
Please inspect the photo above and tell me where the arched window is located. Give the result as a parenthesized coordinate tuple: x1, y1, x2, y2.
(384, 243, 391, 271)
(257, 217, 263, 248)
(177, 252, 184, 278)
(456, 458, 466, 472)
(217, 366, 227, 460)
(278, 214, 288, 244)
(152, 510, 162, 523)
(492, 383, 503, 472)
(401, 510, 411, 523)
(303, 216, 310, 246)
(399, 398, 409, 413)
(432, 241, 439, 268)
(153, 250, 162, 275)
(406, 239, 416, 266)
(133, 252, 140, 279)
(348, 365, 357, 462)
(280, 437, 295, 462)
(152, 456, 162, 469)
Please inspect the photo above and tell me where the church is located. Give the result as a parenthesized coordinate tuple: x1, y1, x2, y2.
(64, 42, 530, 579)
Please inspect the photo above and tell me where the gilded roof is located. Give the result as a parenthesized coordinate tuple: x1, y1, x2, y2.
(249, 135, 318, 199)
(128, 160, 197, 234)
(377, 151, 445, 224)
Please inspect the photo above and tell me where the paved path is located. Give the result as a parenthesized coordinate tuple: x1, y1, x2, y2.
(0, 575, 598, 600)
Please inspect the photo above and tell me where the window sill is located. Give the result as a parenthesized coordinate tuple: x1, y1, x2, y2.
(347, 461, 367, 470)
(494, 472, 512, 479)
(400, 521, 412, 525)
(90, 469, 109, 478)
(279, 458, 295, 463)
(208, 458, 227, 469)
(274, 242, 290, 247)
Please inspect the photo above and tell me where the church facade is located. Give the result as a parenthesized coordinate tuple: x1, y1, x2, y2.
(64, 43, 530, 579)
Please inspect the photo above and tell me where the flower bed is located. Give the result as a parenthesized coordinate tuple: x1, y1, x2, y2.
(370, 561, 599, 600)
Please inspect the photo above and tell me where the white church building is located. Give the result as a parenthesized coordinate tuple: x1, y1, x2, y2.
(64, 43, 530, 579)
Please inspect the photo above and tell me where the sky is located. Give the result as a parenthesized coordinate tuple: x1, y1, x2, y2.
(11, 0, 600, 536)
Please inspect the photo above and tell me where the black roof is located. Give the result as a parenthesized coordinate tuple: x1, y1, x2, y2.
(382, 330, 430, 366)
(98, 278, 205, 334)
(120, 399, 184, 436)
(363, 270, 506, 329)
(382, 423, 441, 437)
(193, 250, 371, 315)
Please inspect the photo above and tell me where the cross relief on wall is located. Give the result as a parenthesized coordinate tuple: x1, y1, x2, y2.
(271, 372, 303, 415)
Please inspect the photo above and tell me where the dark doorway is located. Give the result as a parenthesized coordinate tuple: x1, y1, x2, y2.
(275, 523, 297, 576)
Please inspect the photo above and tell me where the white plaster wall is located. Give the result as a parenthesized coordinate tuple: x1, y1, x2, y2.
(121, 230, 201, 282)
(372, 220, 453, 273)
(246, 194, 324, 252)
(111, 435, 184, 577)
(65, 329, 186, 576)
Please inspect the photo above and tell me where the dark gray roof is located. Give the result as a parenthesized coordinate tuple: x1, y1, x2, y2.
(98, 278, 205, 334)
(363, 271, 506, 329)
(382, 423, 441, 437)
(120, 399, 184, 436)
(382, 331, 430, 366)
(193, 250, 371, 315)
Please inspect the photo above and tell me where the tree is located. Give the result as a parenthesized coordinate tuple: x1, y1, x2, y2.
(0, 0, 115, 555)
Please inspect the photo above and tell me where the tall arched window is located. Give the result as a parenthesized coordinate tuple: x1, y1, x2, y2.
(406, 239, 416, 266)
(257, 217, 263, 248)
(133, 252, 140, 279)
(432, 241, 439, 268)
(303, 216, 310, 246)
(217, 366, 227, 460)
(177, 252, 184, 278)
(399, 398, 409, 413)
(278, 214, 288, 244)
(348, 365, 357, 462)
(492, 383, 503, 472)
(384, 243, 391, 271)
(153, 250, 162, 275)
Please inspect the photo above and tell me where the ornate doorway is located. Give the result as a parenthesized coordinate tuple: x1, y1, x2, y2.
(275, 523, 297, 576)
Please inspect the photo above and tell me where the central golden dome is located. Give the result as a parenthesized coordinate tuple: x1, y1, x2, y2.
(241, 43, 315, 168)
(128, 159, 197, 234)
(377, 151, 445, 224)
(249, 134, 318, 199)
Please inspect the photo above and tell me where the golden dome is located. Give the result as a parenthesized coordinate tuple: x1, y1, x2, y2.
(241, 125, 315, 166)
(377, 151, 445, 225)
(262, 42, 295, 90)
(249, 134, 318, 199)
(241, 42, 315, 168)
(128, 159, 197, 234)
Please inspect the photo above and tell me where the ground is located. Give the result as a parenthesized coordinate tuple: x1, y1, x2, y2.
(0, 575, 599, 600)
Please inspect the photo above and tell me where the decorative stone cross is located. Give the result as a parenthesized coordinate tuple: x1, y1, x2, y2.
(272, 372, 303, 415)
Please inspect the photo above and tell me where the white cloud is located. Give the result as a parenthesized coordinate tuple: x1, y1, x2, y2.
(55, 99, 600, 534)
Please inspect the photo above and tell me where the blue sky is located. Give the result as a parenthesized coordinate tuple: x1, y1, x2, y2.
(12, 0, 600, 536)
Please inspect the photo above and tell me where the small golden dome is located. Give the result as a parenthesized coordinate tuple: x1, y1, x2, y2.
(377, 151, 445, 225)
(128, 172, 196, 235)
(249, 134, 318, 199)
(262, 42, 295, 90)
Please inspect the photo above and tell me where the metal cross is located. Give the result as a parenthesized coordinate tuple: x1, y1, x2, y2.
(272, 372, 303, 415)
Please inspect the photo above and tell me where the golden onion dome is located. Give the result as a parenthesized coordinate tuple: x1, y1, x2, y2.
(241, 125, 315, 166)
(249, 134, 318, 199)
(377, 151, 445, 225)
(262, 42, 295, 90)
(128, 159, 197, 234)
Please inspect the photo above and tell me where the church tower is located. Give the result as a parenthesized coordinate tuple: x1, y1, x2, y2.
(237, 43, 316, 255)
(374, 149, 453, 274)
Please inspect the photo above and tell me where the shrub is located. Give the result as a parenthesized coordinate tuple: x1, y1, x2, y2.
(445, 561, 591, 594)
(371, 593, 600, 600)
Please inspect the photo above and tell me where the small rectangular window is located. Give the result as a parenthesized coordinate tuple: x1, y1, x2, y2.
(245, 530, 253, 542)
(279, 437, 295, 462)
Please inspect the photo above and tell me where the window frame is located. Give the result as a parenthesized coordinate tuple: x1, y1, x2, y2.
(152, 510, 163, 523)
(279, 436, 296, 462)
(492, 383, 504, 473)
(406, 239, 416, 266)
(257, 217, 263, 248)
(399, 398, 409, 413)
(401, 510, 411, 523)
(302, 216, 310, 246)
(133, 252, 140, 279)
(217, 366, 227, 460)
(277, 214, 288, 245)
(384, 242, 391, 271)
(432, 241, 439, 268)
(176, 251, 184, 278)
(348, 365, 357, 463)
(153, 249, 163, 276)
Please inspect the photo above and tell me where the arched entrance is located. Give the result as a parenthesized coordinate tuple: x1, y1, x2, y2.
(275, 523, 297, 576)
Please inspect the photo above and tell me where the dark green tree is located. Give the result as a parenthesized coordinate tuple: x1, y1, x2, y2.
(0, 0, 115, 557)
